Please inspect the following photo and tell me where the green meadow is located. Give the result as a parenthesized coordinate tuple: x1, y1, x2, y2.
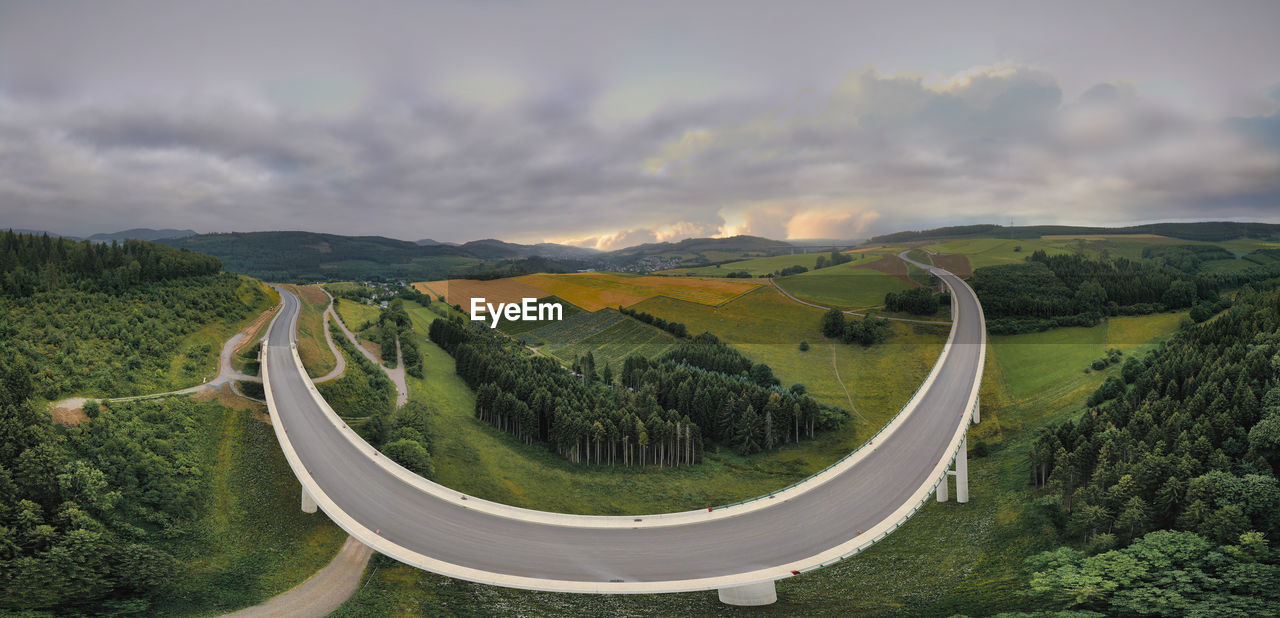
(773, 257, 915, 308)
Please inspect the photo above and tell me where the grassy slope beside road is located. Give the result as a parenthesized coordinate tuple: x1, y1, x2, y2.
(164, 276, 277, 390)
(154, 398, 345, 616)
(276, 284, 336, 378)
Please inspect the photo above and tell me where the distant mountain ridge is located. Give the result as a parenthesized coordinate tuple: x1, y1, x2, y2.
(871, 222, 1280, 244)
(156, 231, 604, 281)
(87, 228, 197, 242)
(6, 228, 79, 240)
(610, 234, 790, 256)
(3, 227, 198, 242)
(152, 230, 796, 281)
(457, 238, 601, 260)
(157, 231, 473, 281)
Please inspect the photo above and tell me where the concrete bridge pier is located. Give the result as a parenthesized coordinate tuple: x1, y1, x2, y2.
(718, 581, 777, 606)
(301, 486, 318, 513)
(936, 435, 971, 503)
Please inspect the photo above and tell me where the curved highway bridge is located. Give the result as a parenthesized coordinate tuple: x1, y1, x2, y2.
(261, 260, 985, 605)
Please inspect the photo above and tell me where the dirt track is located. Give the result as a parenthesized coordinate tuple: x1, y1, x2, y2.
(224, 537, 373, 618)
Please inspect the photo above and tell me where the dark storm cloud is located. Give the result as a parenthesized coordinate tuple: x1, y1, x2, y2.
(1, 1, 1279, 243)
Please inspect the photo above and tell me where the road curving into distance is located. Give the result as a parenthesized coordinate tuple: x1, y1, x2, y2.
(261, 261, 985, 595)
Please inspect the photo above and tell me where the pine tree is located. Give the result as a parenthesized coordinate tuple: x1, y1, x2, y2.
(735, 404, 761, 455)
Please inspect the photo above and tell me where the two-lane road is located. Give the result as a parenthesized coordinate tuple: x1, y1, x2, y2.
(262, 265, 984, 593)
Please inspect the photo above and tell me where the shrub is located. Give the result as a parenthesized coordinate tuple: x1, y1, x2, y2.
(383, 439, 434, 479)
(972, 440, 990, 458)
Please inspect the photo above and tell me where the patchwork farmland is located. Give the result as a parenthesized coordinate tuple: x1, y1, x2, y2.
(415, 272, 762, 312)
(516, 309, 680, 368)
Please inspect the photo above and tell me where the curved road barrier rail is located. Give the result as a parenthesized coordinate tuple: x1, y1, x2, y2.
(261, 265, 985, 604)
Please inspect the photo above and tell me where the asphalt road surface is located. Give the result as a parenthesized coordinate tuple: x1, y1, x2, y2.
(264, 266, 983, 589)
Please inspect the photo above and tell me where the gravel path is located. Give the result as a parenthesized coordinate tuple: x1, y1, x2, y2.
(223, 537, 373, 618)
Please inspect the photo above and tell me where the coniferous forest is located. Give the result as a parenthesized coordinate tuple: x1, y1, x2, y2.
(1023, 284, 1280, 613)
(429, 318, 845, 465)
(971, 249, 1280, 334)
(0, 231, 263, 398)
(0, 232, 279, 612)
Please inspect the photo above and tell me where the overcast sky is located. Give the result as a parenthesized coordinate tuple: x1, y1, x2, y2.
(2, 1, 1278, 248)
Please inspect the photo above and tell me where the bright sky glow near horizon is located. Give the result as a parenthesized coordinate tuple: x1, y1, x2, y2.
(1, 1, 1279, 249)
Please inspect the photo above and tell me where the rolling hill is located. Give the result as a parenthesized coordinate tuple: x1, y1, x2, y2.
(158, 231, 480, 282)
(456, 238, 601, 260)
(87, 228, 198, 242)
(609, 234, 791, 257)
(871, 221, 1280, 244)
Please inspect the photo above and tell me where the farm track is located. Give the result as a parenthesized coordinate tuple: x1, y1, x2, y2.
(829, 343, 868, 424)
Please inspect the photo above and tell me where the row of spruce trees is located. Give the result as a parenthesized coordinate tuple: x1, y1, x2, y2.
(429, 317, 845, 465)
(2, 230, 221, 298)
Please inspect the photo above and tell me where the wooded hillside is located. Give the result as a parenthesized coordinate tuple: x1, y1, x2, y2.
(0, 231, 265, 398)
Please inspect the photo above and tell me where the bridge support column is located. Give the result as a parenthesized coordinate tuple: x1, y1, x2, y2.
(956, 435, 969, 504)
(936, 471, 949, 502)
(718, 581, 777, 606)
(301, 486, 318, 513)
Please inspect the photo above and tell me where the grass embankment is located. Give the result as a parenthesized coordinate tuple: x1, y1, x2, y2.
(229, 289, 282, 376)
(336, 299, 1186, 615)
(163, 276, 275, 389)
(277, 284, 336, 378)
(154, 398, 344, 616)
